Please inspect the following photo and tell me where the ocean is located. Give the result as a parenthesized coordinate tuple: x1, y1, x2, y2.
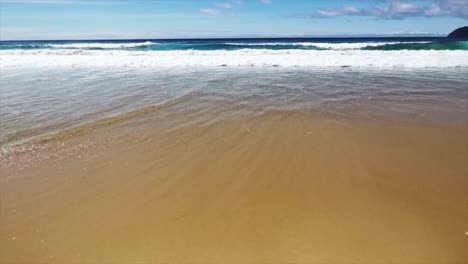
(1, 37, 468, 67)
(1, 38, 468, 263)
(1, 37, 468, 146)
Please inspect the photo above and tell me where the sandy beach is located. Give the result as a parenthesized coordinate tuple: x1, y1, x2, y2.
(1, 98, 467, 263)
(2, 1, 468, 262)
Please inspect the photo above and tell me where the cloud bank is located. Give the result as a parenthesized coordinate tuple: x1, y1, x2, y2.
(299, 0, 468, 19)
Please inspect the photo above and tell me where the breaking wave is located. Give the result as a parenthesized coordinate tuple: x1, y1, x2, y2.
(1, 49, 467, 68)
(48, 41, 156, 49)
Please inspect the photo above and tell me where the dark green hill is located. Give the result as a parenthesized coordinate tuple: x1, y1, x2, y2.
(448, 26, 468, 38)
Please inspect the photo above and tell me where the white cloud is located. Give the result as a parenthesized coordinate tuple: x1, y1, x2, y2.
(298, 0, 468, 19)
(200, 8, 220, 15)
(201, 0, 244, 16)
(215, 2, 235, 9)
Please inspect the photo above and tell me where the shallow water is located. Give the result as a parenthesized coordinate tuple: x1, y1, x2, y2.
(1, 67, 467, 146)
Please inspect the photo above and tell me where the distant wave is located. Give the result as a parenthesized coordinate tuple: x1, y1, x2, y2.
(362, 41, 468, 51)
(224, 41, 468, 51)
(224, 42, 406, 50)
(3, 40, 468, 51)
(2, 49, 467, 68)
(48, 41, 156, 49)
(312, 42, 421, 50)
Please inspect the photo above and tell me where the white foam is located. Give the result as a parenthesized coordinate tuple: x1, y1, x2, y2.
(307, 42, 401, 50)
(224, 42, 429, 50)
(1, 49, 467, 68)
(224, 42, 309, 46)
(48, 41, 156, 49)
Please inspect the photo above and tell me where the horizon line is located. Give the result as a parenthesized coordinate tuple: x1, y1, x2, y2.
(0, 33, 450, 42)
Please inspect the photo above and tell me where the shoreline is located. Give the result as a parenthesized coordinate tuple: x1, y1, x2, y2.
(2, 94, 467, 155)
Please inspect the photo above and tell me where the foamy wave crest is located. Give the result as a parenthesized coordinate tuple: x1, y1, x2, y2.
(309, 42, 406, 50)
(224, 42, 429, 50)
(48, 41, 156, 49)
(224, 42, 316, 46)
(2, 49, 467, 68)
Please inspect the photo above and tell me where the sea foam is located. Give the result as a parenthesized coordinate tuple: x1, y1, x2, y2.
(224, 42, 412, 50)
(1, 49, 467, 68)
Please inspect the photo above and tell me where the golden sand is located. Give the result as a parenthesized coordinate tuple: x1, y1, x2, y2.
(1, 103, 468, 263)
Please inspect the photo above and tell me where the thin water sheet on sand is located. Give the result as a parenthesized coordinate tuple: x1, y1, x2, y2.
(1, 99, 467, 263)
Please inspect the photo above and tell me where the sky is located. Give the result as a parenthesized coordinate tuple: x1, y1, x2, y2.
(1, 0, 467, 40)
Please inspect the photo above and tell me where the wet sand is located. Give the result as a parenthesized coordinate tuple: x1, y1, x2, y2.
(1, 100, 468, 263)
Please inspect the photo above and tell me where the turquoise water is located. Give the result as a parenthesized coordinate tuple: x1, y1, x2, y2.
(1, 38, 468, 51)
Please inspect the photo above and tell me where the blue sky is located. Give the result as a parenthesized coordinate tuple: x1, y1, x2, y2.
(1, 0, 467, 40)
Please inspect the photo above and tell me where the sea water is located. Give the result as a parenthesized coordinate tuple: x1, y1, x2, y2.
(1, 38, 467, 145)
